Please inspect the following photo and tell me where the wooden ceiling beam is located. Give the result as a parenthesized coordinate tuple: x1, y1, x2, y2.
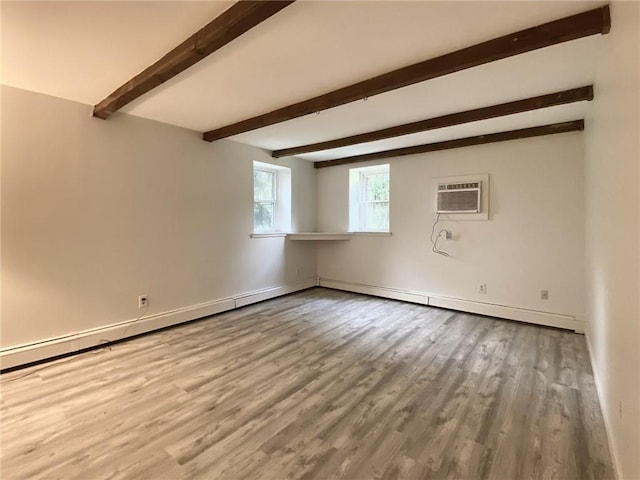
(313, 120, 585, 169)
(93, 1, 295, 120)
(202, 5, 609, 142)
(272, 86, 593, 157)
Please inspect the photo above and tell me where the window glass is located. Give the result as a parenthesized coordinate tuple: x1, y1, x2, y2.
(349, 164, 390, 232)
(253, 162, 291, 233)
(254, 202, 274, 231)
(254, 169, 274, 201)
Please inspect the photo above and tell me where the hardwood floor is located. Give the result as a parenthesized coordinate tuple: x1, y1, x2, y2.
(1, 288, 613, 479)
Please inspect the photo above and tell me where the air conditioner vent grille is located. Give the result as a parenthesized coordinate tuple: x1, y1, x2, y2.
(437, 182, 481, 213)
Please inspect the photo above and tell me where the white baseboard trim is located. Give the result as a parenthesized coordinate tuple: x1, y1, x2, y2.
(319, 279, 428, 305)
(318, 278, 583, 332)
(0, 278, 317, 370)
(428, 296, 582, 332)
(585, 332, 621, 480)
(234, 278, 317, 308)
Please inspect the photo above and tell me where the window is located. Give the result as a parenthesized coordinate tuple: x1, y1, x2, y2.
(253, 161, 291, 233)
(349, 164, 390, 232)
(253, 167, 276, 231)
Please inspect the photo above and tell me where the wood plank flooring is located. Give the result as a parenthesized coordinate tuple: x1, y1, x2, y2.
(0, 288, 614, 479)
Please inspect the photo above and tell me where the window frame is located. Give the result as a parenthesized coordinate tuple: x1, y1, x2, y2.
(349, 163, 390, 233)
(359, 169, 390, 232)
(252, 161, 292, 235)
(253, 167, 277, 232)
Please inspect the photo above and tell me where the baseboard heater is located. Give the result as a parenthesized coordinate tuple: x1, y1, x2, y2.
(318, 278, 582, 333)
(0, 278, 318, 371)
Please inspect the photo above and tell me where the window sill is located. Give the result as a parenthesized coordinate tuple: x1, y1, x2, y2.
(351, 231, 392, 237)
(288, 233, 352, 241)
(250, 232, 288, 238)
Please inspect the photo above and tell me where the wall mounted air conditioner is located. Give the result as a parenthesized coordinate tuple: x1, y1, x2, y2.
(437, 182, 481, 214)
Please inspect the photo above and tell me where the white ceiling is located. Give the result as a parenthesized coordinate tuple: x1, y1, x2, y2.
(1, 1, 604, 161)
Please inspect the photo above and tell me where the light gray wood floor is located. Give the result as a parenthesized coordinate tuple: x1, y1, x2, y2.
(1, 288, 613, 479)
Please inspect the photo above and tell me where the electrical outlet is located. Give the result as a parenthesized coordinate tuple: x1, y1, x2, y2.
(619, 401, 623, 419)
(296, 267, 301, 278)
(478, 284, 487, 294)
(440, 230, 452, 240)
(541, 289, 549, 300)
(138, 295, 149, 309)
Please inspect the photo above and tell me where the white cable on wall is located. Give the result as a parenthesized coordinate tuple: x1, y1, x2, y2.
(430, 213, 450, 257)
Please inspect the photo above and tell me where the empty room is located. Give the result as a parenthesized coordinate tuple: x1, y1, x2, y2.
(1, 1, 639, 479)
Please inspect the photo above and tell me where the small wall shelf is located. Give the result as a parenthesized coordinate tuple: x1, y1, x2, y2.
(287, 233, 352, 241)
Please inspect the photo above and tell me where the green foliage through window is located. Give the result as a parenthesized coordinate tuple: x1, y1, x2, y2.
(254, 202, 274, 231)
(359, 167, 390, 231)
(254, 169, 275, 231)
(254, 169, 275, 201)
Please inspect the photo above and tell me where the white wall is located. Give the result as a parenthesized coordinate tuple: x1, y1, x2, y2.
(583, 2, 640, 479)
(317, 133, 586, 323)
(1, 86, 317, 353)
